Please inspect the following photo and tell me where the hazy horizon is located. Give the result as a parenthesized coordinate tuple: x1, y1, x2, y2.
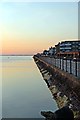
(0, 54, 34, 56)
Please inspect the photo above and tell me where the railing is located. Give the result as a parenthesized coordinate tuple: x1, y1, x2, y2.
(40, 56, 80, 79)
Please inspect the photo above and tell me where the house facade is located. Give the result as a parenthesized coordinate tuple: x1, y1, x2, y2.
(55, 41, 80, 53)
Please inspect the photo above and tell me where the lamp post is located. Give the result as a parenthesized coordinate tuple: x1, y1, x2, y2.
(66, 57, 67, 72)
(70, 58, 72, 74)
(63, 57, 67, 72)
(73, 57, 77, 77)
(62, 57, 64, 70)
(60, 57, 61, 69)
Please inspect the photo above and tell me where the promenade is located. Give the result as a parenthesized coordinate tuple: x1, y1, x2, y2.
(39, 56, 80, 79)
(33, 55, 80, 119)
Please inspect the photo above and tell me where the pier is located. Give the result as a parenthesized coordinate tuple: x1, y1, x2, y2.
(38, 55, 80, 79)
(33, 40, 80, 119)
(33, 55, 80, 119)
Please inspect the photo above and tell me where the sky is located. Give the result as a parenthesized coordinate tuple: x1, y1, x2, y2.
(0, 2, 78, 55)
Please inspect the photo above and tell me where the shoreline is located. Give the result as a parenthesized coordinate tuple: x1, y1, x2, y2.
(33, 55, 80, 119)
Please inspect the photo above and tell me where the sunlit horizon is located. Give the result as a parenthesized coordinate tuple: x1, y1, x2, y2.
(0, 2, 78, 55)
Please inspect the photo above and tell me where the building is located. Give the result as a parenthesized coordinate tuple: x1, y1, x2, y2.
(43, 47, 56, 56)
(43, 50, 49, 56)
(57, 41, 80, 53)
(55, 40, 80, 58)
(42, 40, 80, 58)
(55, 42, 60, 54)
(48, 47, 56, 56)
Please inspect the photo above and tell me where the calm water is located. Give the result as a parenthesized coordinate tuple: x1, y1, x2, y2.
(0, 56, 57, 118)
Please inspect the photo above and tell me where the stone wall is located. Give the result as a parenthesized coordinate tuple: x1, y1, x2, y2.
(33, 56, 80, 100)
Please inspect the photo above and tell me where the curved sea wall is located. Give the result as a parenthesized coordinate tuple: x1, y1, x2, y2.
(33, 55, 80, 119)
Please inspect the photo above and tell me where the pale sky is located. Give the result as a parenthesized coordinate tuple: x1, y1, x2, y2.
(0, 2, 78, 55)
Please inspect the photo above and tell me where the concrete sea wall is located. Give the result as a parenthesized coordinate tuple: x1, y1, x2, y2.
(33, 55, 80, 119)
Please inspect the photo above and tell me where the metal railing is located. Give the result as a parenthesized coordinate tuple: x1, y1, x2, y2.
(40, 56, 80, 79)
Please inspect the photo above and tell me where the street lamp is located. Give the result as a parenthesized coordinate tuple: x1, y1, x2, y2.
(63, 57, 67, 72)
(73, 57, 77, 77)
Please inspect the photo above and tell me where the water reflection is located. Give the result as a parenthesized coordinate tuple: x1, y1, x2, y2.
(2, 56, 57, 118)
